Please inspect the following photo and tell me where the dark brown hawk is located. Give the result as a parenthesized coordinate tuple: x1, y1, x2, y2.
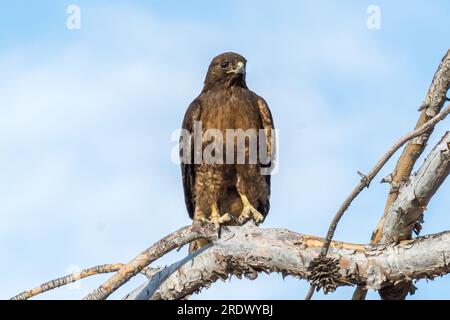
(180, 52, 275, 252)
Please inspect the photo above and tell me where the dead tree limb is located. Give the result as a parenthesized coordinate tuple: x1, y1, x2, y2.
(352, 49, 450, 300)
(306, 102, 450, 299)
(11, 263, 126, 300)
(381, 132, 450, 243)
(372, 49, 450, 243)
(123, 224, 450, 300)
(353, 50, 450, 300)
(10, 264, 160, 300)
(83, 223, 218, 300)
(357, 132, 450, 299)
(318, 104, 450, 258)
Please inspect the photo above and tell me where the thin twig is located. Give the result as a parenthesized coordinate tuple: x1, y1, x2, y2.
(83, 223, 218, 300)
(306, 103, 450, 299)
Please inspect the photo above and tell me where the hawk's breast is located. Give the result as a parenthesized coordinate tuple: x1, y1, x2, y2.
(200, 87, 261, 133)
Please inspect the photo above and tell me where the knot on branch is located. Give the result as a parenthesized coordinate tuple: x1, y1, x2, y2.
(418, 102, 439, 117)
(411, 134, 430, 147)
(357, 171, 371, 188)
(418, 102, 428, 112)
(380, 173, 393, 184)
(307, 257, 341, 294)
(413, 214, 425, 236)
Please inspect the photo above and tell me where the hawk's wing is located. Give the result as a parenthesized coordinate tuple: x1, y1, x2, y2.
(256, 96, 275, 217)
(256, 96, 275, 163)
(180, 98, 202, 219)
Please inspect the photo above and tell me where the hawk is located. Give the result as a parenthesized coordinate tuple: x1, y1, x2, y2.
(180, 52, 275, 252)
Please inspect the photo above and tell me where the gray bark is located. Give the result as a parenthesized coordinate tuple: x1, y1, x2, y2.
(381, 132, 450, 243)
(124, 224, 450, 300)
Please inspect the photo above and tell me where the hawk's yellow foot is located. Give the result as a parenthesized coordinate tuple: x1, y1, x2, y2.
(201, 203, 231, 229)
(238, 193, 264, 225)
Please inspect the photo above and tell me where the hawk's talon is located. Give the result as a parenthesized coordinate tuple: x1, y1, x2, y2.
(238, 194, 265, 225)
(210, 213, 232, 229)
(201, 203, 231, 231)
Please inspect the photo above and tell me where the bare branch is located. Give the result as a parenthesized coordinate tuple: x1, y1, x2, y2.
(354, 49, 450, 300)
(11, 264, 125, 300)
(372, 49, 450, 244)
(123, 224, 450, 300)
(362, 132, 450, 299)
(305, 102, 450, 298)
(381, 132, 450, 243)
(83, 223, 218, 300)
(10, 264, 160, 300)
(318, 104, 450, 259)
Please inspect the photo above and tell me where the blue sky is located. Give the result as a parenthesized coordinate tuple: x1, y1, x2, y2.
(1, 1, 449, 300)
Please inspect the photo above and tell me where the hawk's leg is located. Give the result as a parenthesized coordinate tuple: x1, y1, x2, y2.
(201, 203, 232, 229)
(237, 193, 264, 225)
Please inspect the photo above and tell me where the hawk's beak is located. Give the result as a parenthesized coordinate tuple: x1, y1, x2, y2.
(228, 61, 246, 75)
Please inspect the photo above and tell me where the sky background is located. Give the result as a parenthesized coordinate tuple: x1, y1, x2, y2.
(1, 0, 449, 300)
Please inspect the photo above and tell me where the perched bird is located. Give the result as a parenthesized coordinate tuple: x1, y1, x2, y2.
(180, 52, 275, 253)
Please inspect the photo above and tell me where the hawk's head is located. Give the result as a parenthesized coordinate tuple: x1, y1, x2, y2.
(203, 52, 248, 92)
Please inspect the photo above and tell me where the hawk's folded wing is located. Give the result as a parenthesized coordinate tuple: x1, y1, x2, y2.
(180, 99, 202, 219)
(256, 96, 275, 217)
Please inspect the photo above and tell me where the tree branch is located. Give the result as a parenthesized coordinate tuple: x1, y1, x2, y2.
(11, 264, 125, 300)
(306, 102, 450, 298)
(317, 104, 450, 258)
(83, 223, 218, 300)
(372, 49, 450, 244)
(380, 132, 450, 243)
(367, 132, 450, 299)
(123, 224, 450, 300)
(354, 49, 450, 300)
(10, 264, 160, 300)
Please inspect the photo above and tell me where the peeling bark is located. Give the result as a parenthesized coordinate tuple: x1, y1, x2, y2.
(372, 132, 450, 300)
(381, 132, 450, 243)
(372, 49, 450, 243)
(124, 224, 450, 300)
(356, 49, 450, 301)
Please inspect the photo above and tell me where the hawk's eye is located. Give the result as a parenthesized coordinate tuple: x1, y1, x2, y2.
(220, 61, 230, 69)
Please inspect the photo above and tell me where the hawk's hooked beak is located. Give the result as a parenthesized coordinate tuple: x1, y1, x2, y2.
(228, 61, 246, 75)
